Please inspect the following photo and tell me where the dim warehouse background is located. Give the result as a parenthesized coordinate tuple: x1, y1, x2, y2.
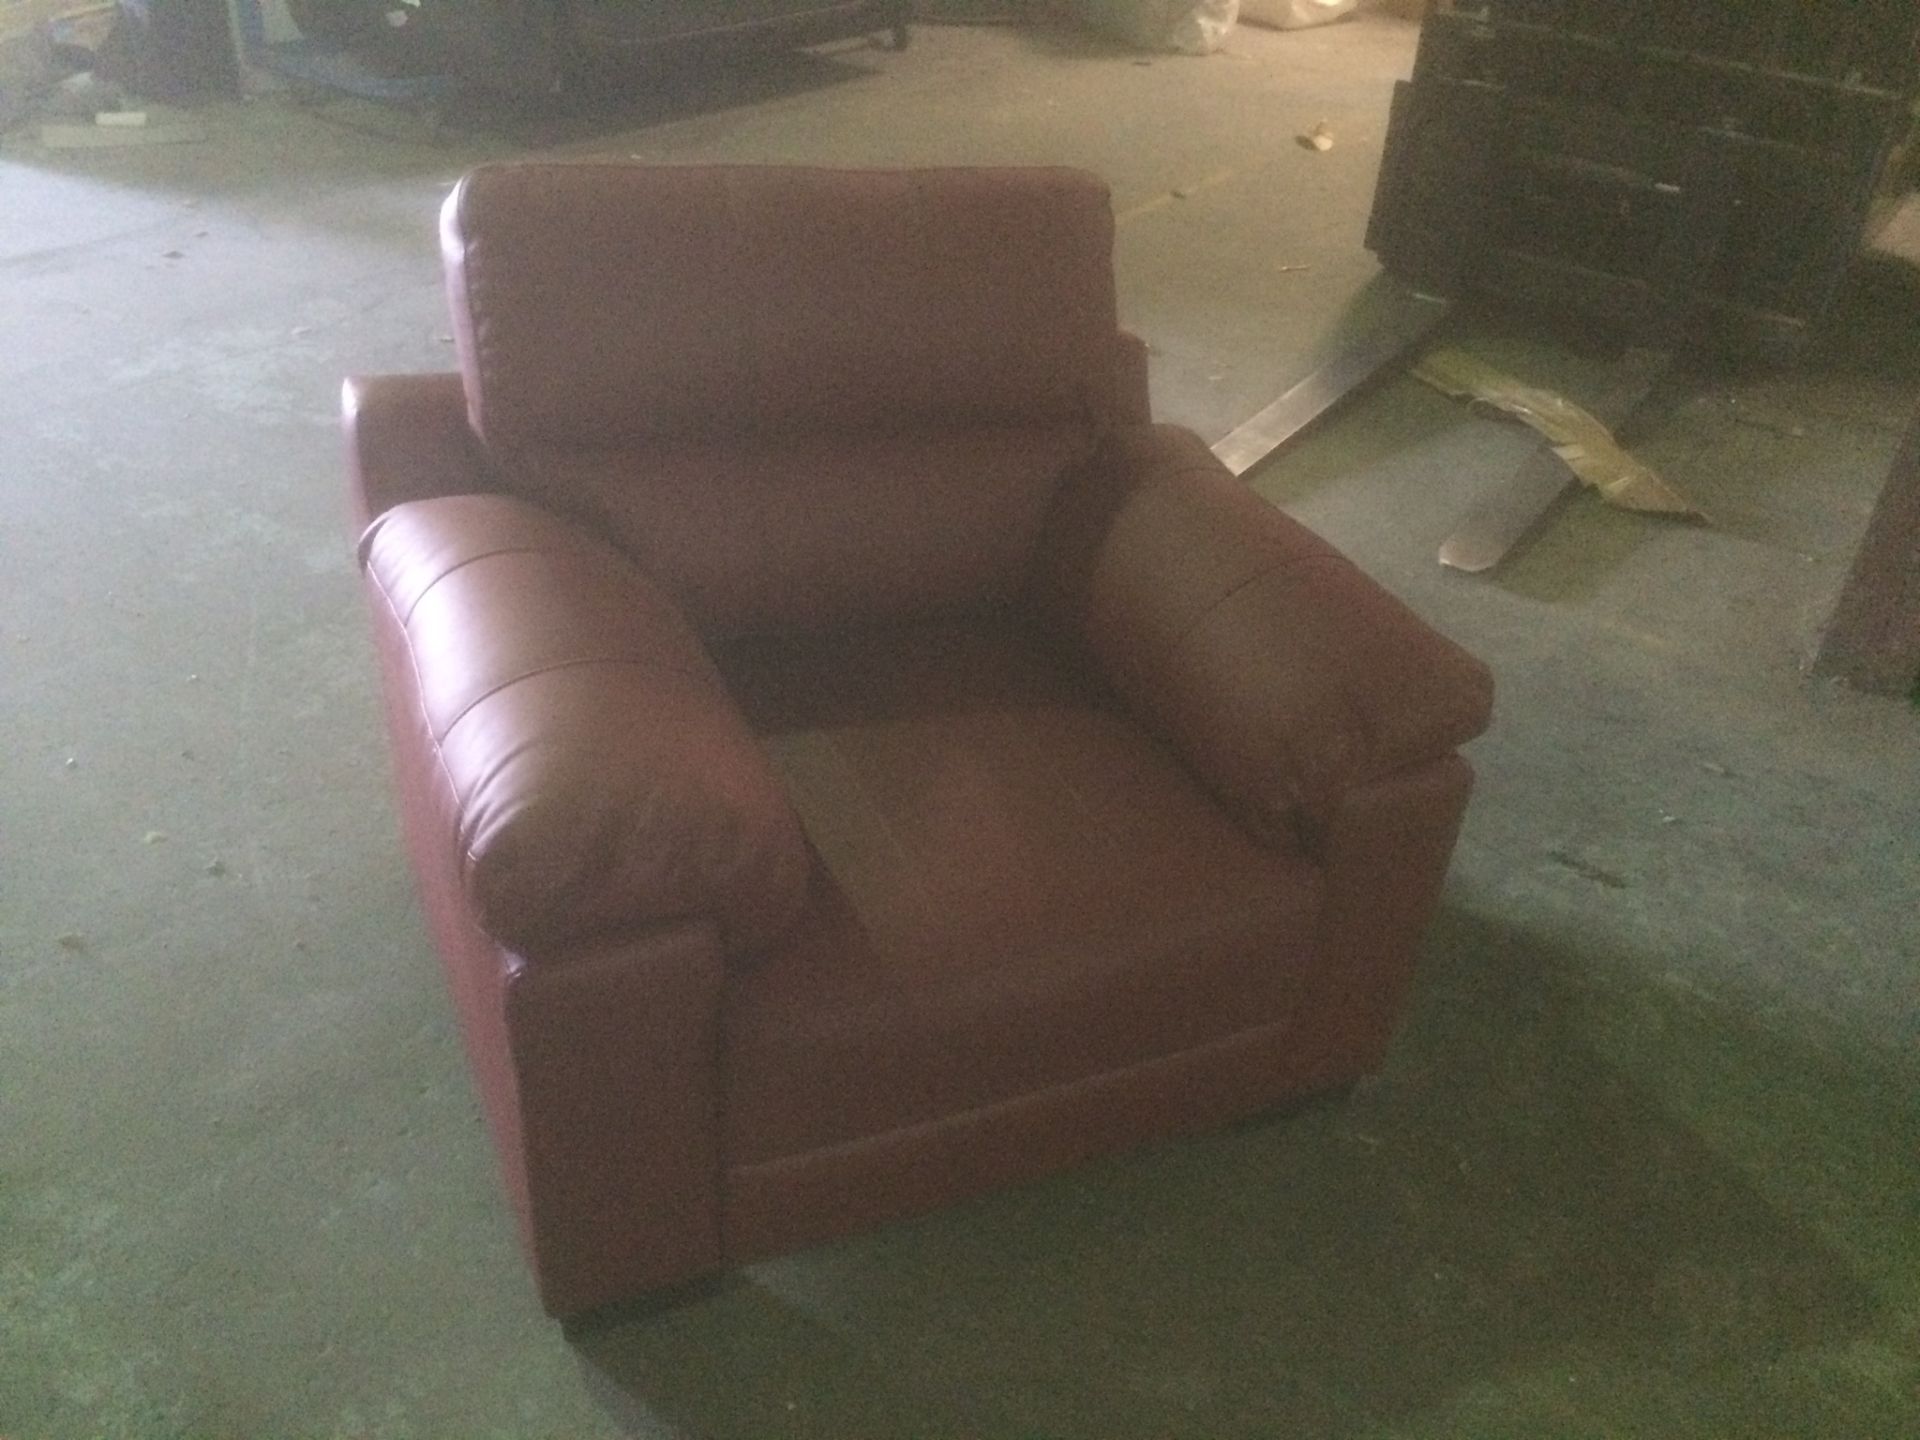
(3, 1, 1918, 1436)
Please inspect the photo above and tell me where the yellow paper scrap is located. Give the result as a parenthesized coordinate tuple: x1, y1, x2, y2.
(1414, 347, 1703, 518)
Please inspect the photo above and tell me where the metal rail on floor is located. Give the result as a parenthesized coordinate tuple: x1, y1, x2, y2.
(1209, 278, 1452, 480)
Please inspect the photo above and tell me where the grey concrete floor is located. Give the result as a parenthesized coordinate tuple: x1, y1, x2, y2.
(4, 14, 1917, 1438)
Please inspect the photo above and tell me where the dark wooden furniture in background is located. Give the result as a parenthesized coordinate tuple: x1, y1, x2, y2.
(1814, 404, 1920, 696)
(1367, 0, 1920, 360)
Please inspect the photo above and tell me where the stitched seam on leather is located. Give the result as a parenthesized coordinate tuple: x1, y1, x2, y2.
(1157, 547, 1348, 671)
(368, 560, 485, 869)
(387, 542, 573, 625)
(1018, 426, 1105, 608)
(1084, 205, 1120, 426)
(1028, 444, 1212, 608)
(1144, 461, 1240, 497)
(1161, 551, 1367, 811)
(452, 177, 499, 446)
(433, 653, 714, 744)
(908, 169, 940, 421)
(825, 726, 943, 937)
(729, 1014, 1303, 1173)
(718, 170, 768, 435)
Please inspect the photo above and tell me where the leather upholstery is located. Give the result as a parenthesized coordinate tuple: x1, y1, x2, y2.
(717, 619, 1325, 1164)
(509, 425, 1097, 638)
(441, 162, 1120, 448)
(366, 571, 728, 1314)
(1032, 424, 1494, 840)
(343, 372, 492, 532)
(1111, 330, 1154, 426)
(440, 163, 1125, 637)
(348, 162, 1493, 1317)
(361, 494, 809, 956)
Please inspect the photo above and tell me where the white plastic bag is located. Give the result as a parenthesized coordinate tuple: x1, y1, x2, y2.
(1239, 0, 1356, 31)
(1166, 0, 1237, 53)
(1076, 0, 1240, 55)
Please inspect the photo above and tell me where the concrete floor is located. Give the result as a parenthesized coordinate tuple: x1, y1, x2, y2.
(4, 14, 1917, 1438)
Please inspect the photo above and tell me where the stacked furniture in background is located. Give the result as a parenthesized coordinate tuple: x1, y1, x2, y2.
(268, 0, 909, 98)
(1368, 0, 1920, 357)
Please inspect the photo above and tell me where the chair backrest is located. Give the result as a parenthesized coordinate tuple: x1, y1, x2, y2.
(439, 162, 1123, 636)
(442, 162, 1121, 448)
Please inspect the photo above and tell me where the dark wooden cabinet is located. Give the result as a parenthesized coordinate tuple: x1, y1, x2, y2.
(1365, 1, 1920, 357)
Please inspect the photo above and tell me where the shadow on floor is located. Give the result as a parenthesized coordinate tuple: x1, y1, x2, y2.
(1, 41, 888, 194)
(566, 907, 1910, 1438)
(426, 41, 890, 149)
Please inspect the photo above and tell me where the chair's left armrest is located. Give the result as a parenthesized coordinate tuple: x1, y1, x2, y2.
(1029, 424, 1493, 846)
(343, 373, 492, 531)
(360, 493, 812, 959)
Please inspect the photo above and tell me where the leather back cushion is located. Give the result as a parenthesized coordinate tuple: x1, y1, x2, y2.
(441, 162, 1121, 448)
(511, 425, 1098, 637)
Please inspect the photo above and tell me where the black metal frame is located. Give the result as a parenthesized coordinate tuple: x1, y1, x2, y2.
(247, 0, 912, 105)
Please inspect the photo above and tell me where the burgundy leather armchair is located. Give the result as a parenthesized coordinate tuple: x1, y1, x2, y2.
(345, 162, 1493, 1318)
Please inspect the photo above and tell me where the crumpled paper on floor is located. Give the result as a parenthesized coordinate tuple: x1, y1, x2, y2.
(1414, 347, 1704, 518)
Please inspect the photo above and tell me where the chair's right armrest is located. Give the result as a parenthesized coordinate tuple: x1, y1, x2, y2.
(1030, 424, 1493, 846)
(360, 492, 812, 960)
(343, 373, 492, 531)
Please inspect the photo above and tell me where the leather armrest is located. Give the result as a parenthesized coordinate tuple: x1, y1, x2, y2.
(343, 373, 493, 532)
(1030, 424, 1493, 844)
(360, 493, 811, 957)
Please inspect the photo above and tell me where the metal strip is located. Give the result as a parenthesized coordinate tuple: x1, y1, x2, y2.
(1210, 278, 1453, 479)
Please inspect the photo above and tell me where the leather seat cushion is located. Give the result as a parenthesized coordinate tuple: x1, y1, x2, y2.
(717, 619, 1324, 1166)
